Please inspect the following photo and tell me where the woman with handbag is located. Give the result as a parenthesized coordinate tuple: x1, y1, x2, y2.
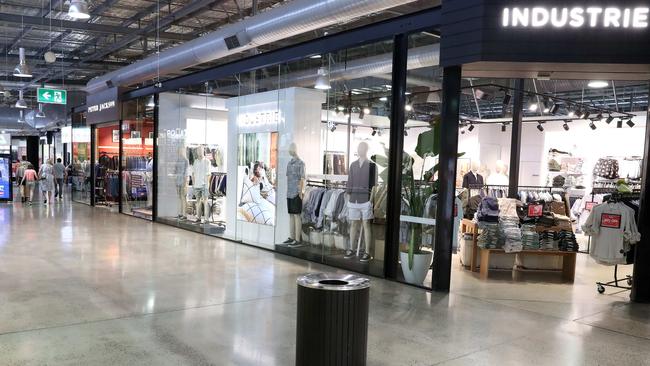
(39, 159, 55, 205)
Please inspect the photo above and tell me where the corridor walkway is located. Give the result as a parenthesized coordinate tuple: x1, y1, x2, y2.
(1, 201, 649, 365)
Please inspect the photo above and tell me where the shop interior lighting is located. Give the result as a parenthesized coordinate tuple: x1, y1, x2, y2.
(580, 110, 590, 119)
(336, 105, 345, 112)
(309, 54, 322, 59)
(501, 123, 507, 132)
(627, 118, 635, 128)
(617, 119, 623, 128)
(574, 109, 582, 118)
(595, 113, 603, 121)
(13, 48, 32, 78)
(314, 67, 331, 90)
(563, 121, 570, 131)
(589, 121, 597, 130)
(537, 122, 544, 132)
(379, 96, 388, 102)
(404, 129, 408, 136)
(502, 93, 511, 106)
(405, 104, 413, 112)
(15, 90, 27, 108)
(568, 110, 575, 118)
(35, 103, 46, 118)
(605, 115, 615, 124)
(352, 126, 357, 134)
(146, 96, 155, 108)
(460, 128, 466, 135)
(68, 0, 91, 19)
(549, 103, 560, 114)
(371, 128, 377, 136)
(543, 100, 552, 113)
(330, 124, 336, 132)
(17, 110, 25, 123)
(358, 107, 365, 119)
(528, 103, 539, 112)
(588, 80, 609, 89)
(468, 123, 475, 132)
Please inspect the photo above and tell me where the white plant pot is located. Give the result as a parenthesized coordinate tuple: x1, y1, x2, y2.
(400, 250, 433, 285)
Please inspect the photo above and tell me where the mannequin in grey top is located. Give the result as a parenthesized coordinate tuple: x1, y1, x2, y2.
(345, 142, 376, 262)
(283, 143, 305, 247)
(175, 147, 189, 220)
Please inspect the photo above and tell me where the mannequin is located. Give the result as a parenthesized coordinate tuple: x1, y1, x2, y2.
(462, 160, 484, 188)
(146, 152, 154, 208)
(175, 147, 189, 220)
(486, 160, 509, 185)
(345, 142, 376, 262)
(283, 143, 305, 247)
(192, 147, 211, 223)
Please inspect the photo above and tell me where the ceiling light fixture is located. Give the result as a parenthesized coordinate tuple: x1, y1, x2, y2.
(17, 110, 25, 123)
(501, 123, 507, 132)
(617, 119, 623, 128)
(330, 124, 337, 132)
(549, 103, 560, 114)
(605, 115, 614, 124)
(68, 0, 91, 20)
(568, 110, 575, 118)
(314, 67, 331, 90)
(580, 110, 590, 119)
(13, 48, 32, 78)
(371, 128, 377, 136)
(537, 122, 544, 132)
(405, 104, 413, 112)
(502, 93, 511, 105)
(528, 103, 539, 112)
(352, 126, 357, 134)
(309, 54, 322, 59)
(147, 96, 155, 108)
(468, 123, 475, 132)
(404, 129, 408, 137)
(358, 107, 365, 120)
(35, 103, 46, 118)
(379, 96, 388, 102)
(627, 118, 635, 128)
(563, 121, 570, 131)
(588, 80, 609, 89)
(589, 121, 597, 130)
(543, 100, 551, 113)
(15, 90, 27, 108)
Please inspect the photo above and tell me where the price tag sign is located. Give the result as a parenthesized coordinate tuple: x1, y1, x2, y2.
(601, 214, 622, 229)
(528, 204, 544, 218)
(585, 201, 597, 211)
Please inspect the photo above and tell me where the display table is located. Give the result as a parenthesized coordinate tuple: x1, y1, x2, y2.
(479, 248, 576, 282)
(461, 219, 479, 272)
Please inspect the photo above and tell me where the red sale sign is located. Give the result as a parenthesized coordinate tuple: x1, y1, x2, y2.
(528, 204, 543, 217)
(585, 201, 597, 211)
(600, 214, 622, 229)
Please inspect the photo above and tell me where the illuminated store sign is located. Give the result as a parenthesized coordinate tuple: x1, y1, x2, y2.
(237, 111, 284, 126)
(502, 7, 649, 28)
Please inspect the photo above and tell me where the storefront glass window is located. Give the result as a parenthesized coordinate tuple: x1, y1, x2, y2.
(121, 97, 155, 220)
(71, 112, 91, 205)
(94, 122, 120, 211)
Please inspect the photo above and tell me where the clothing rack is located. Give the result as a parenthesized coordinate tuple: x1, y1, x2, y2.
(307, 179, 347, 189)
(594, 191, 640, 294)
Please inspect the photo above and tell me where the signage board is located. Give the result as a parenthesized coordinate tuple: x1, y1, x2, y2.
(0, 133, 10, 154)
(0, 156, 10, 200)
(37, 88, 67, 105)
(441, 0, 650, 67)
(86, 87, 123, 124)
(61, 126, 72, 144)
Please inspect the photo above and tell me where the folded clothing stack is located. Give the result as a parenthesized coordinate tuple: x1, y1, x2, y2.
(557, 230, 579, 252)
(500, 217, 523, 253)
(477, 222, 500, 249)
(521, 224, 540, 250)
(477, 197, 500, 223)
(539, 231, 558, 250)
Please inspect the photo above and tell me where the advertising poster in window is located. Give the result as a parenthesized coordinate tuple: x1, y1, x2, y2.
(0, 157, 10, 200)
(237, 132, 278, 226)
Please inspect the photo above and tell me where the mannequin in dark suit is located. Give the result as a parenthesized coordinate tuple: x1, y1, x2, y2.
(462, 161, 484, 188)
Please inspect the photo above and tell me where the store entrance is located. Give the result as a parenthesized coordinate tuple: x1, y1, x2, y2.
(449, 76, 648, 305)
(93, 122, 120, 212)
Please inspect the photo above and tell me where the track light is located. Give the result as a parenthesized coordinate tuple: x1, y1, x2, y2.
(69, 0, 91, 19)
(528, 103, 539, 112)
(568, 110, 575, 118)
(543, 100, 552, 113)
(352, 126, 357, 134)
(330, 125, 337, 132)
(13, 48, 32, 78)
(537, 123, 544, 132)
(15, 90, 27, 108)
(468, 124, 475, 132)
(627, 118, 635, 128)
(617, 119, 623, 128)
(405, 104, 413, 112)
(461, 128, 466, 135)
(501, 123, 507, 132)
(595, 113, 603, 121)
(404, 129, 408, 136)
(605, 115, 614, 124)
(589, 121, 597, 130)
(371, 128, 377, 136)
(377, 129, 382, 137)
(563, 121, 570, 131)
(314, 67, 331, 90)
(574, 109, 582, 118)
(502, 93, 511, 105)
(549, 103, 560, 114)
(580, 110, 590, 119)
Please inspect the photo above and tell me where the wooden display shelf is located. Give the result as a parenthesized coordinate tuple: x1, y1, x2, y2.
(479, 248, 576, 282)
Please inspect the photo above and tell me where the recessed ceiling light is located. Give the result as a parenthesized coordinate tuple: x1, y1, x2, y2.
(588, 80, 609, 89)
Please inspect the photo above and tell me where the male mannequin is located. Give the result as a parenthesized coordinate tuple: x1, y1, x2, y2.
(192, 147, 211, 223)
(146, 152, 154, 207)
(283, 143, 305, 247)
(345, 142, 376, 262)
(175, 147, 189, 220)
(462, 161, 484, 188)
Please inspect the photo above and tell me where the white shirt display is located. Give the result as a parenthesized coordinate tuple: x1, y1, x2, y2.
(192, 158, 211, 188)
(582, 202, 641, 265)
(486, 173, 509, 186)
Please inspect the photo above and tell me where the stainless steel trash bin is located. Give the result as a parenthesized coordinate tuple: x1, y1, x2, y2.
(296, 273, 370, 366)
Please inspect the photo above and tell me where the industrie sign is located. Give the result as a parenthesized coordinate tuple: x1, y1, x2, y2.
(502, 6, 649, 28)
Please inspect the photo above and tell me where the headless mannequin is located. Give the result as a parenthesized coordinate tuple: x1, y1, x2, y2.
(462, 161, 483, 188)
(347, 142, 375, 260)
(192, 147, 211, 223)
(287, 143, 304, 243)
(177, 147, 189, 219)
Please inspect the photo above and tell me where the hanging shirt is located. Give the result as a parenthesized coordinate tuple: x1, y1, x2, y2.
(286, 157, 305, 199)
(192, 158, 211, 188)
(582, 202, 641, 265)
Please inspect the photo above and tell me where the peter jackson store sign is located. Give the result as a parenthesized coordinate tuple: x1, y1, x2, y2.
(86, 87, 123, 124)
(440, 0, 650, 66)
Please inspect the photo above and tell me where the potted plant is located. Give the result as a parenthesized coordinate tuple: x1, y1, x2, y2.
(374, 118, 463, 285)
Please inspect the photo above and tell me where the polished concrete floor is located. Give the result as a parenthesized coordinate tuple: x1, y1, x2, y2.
(1, 196, 650, 365)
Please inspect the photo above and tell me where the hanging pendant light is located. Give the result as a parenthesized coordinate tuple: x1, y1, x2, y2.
(13, 48, 32, 78)
(146, 95, 155, 108)
(17, 110, 25, 123)
(69, 0, 91, 20)
(35, 103, 46, 118)
(314, 67, 331, 90)
(15, 90, 28, 109)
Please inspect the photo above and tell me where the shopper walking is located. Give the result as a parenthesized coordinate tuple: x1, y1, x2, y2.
(15, 160, 27, 202)
(39, 159, 55, 205)
(53, 158, 66, 200)
(20, 164, 38, 205)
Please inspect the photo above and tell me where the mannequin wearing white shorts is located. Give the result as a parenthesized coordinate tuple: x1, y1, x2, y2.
(345, 142, 377, 262)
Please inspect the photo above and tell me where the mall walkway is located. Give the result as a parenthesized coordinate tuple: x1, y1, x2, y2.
(1, 200, 650, 365)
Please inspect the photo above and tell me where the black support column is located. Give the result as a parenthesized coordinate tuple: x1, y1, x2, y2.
(26, 136, 39, 171)
(508, 79, 525, 198)
(384, 34, 408, 279)
(432, 65, 462, 292)
(631, 82, 650, 303)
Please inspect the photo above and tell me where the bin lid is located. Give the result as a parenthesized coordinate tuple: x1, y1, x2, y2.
(297, 273, 370, 291)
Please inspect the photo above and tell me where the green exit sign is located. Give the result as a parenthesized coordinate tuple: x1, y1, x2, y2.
(37, 88, 67, 105)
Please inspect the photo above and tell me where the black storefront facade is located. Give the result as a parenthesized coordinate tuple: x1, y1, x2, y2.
(72, 2, 650, 302)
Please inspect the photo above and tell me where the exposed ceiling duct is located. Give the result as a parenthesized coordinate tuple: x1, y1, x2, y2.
(86, 0, 419, 94)
(0, 105, 67, 132)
